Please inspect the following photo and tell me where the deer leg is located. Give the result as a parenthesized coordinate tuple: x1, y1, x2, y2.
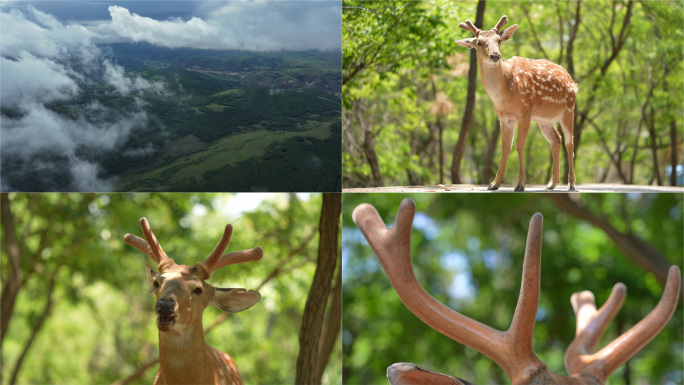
(559, 112, 576, 191)
(538, 122, 561, 189)
(514, 116, 531, 192)
(489, 119, 515, 191)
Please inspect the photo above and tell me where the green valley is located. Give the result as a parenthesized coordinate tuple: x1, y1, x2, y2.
(78, 44, 341, 191)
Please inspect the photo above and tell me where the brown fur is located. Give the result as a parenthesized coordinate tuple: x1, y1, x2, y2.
(457, 19, 578, 191)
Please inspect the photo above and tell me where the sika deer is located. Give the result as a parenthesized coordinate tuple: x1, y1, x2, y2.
(456, 15, 578, 191)
(353, 199, 680, 385)
(125, 218, 262, 385)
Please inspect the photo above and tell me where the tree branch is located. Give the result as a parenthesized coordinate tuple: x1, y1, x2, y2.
(547, 194, 682, 299)
(9, 265, 62, 385)
(522, 5, 549, 60)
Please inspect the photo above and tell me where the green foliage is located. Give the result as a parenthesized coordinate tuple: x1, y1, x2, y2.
(343, 0, 684, 187)
(342, 193, 683, 384)
(1, 193, 341, 384)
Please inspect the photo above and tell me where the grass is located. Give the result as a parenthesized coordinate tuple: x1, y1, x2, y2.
(214, 89, 245, 97)
(116, 120, 334, 191)
(206, 103, 229, 113)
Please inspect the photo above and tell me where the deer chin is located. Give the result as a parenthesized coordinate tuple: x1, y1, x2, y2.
(157, 315, 176, 332)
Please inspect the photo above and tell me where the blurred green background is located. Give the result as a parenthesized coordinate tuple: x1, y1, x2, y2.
(342, 193, 683, 384)
(1, 193, 341, 384)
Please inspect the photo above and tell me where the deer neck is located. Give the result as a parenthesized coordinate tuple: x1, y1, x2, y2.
(157, 322, 216, 384)
(477, 59, 511, 111)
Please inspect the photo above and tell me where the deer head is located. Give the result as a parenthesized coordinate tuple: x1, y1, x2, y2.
(124, 218, 263, 333)
(456, 15, 518, 64)
(353, 199, 680, 385)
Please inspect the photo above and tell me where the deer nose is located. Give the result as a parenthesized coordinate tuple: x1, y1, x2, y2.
(156, 299, 176, 316)
(489, 53, 501, 62)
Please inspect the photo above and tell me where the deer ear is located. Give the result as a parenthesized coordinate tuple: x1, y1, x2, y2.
(145, 266, 159, 292)
(500, 24, 517, 41)
(455, 38, 476, 49)
(211, 288, 261, 313)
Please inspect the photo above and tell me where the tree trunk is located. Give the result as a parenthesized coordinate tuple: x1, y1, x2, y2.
(670, 118, 678, 186)
(646, 106, 662, 185)
(482, 119, 500, 184)
(295, 193, 341, 385)
(564, 1, 580, 184)
(315, 261, 342, 381)
(355, 101, 384, 187)
(451, 0, 485, 184)
(1, 193, 22, 343)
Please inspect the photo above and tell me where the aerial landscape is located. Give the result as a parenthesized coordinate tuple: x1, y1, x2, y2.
(1, 1, 341, 192)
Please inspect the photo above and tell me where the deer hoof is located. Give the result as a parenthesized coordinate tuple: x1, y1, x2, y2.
(514, 185, 525, 192)
(568, 185, 577, 192)
(487, 184, 499, 191)
(546, 183, 556, 190)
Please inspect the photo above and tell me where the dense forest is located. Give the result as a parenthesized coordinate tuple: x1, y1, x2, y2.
(1, 193, 341, 384)
(342, 193, 683, 384)
(343, 1, 683, 188)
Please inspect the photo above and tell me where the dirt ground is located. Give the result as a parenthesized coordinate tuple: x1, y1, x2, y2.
(343, 184, 684, 193)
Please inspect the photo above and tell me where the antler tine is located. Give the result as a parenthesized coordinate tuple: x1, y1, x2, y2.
(458, 19, 480, 37)
(197, 224, 263, 280)
(564, 282, 627, 375)
(124, 233, 154, 257)
(581, 265, 681, 381)
(352, 199, 509, 371)
(492, 15, 508, 33)
(133, 218, 174, 270)
(507, 213, 543, 361)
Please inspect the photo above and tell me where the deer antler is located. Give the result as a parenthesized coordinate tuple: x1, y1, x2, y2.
(352, 199, 548, 384)
(492, 15, 508, 33)
(458, 19, 480, 37)
(124, 217, 175, 272)
(565, 265, 680, 382)
(353, 199, 681, 385)
(195, 224, 263, 280)
(124, 219, 263, 277)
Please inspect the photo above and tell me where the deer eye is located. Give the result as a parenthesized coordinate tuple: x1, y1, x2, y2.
(193, 287, 203, 295)
(477, 41, 482, 46)
(153, 281, 160, 289)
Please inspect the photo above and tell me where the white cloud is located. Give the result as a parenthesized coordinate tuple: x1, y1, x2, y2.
(1, 101, 148, 191)
(103, 6, 218, 48)
(99, 2, 341, 51)
(0, 55, 80, 110)
(0, 6, 98, 62)
(103, 60, 162, 96)
(0, 5, 164, 191)
(69, 157, 112, 191)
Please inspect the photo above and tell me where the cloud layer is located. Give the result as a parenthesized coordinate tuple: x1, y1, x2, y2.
(1, 6, 160, 191)
(99, 2, 341, 51)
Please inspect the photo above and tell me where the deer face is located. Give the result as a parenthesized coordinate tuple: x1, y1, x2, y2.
(455, 16, 518, 65)
(125, 218, 263, 333)
(146, 264, 260, 332)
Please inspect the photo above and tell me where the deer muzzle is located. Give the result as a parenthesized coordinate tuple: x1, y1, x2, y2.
(156, 299, 177, 331)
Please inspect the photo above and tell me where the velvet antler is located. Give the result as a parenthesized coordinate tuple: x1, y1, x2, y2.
(353, 199, 681, 385)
